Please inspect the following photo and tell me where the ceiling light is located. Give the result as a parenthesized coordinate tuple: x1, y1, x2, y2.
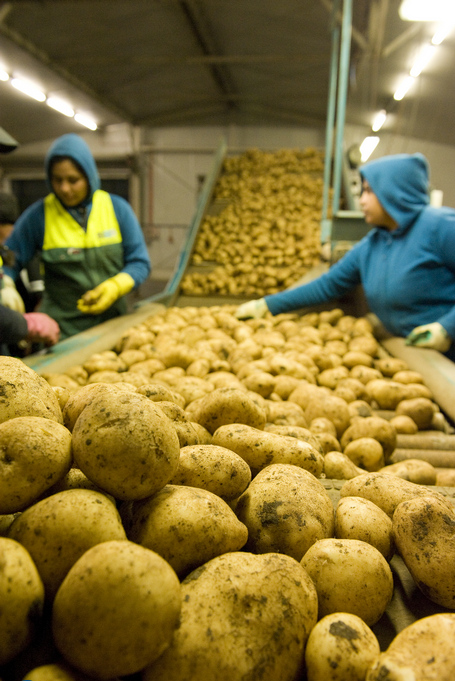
(359, 136, 380, 162)
(11, 77, 46, 102)
(74, 113, 97, 130)
(432, 23, 455, 44)
(372, 110, 387, 132)
(47, 97, 74, 117)
(410, 45, 435, 76)
(399, 0, 455, 21)
(393, 76, 415, 101)
(0, 70, 9, 82)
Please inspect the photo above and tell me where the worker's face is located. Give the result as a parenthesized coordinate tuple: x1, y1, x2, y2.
(0, 223, 14, 244)
(360, 180, 397, 230)
(51, 159, 89, 207)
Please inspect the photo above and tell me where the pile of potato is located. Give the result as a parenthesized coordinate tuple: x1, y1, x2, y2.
(181, 147, 325, 297)
(1, 304, 455, 681)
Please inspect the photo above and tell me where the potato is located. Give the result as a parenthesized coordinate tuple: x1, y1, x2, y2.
(392, 370, 424, 384)
(304, 392, 351, 438)
(365, 379, 409, 409)
(235, 463, 334, 560)
(62, 382, 125, 431)
(137, 382, 186, 408)
(0, 537, 45, 665)
(348, 400, 374, 420)
(342, 351, 374, 369)
(43, 373, 80, 391)
(348, 335, 379, 356)
(241, 370, 275, 398)
(143, 552, 318, 681)
(343, 437, 384, 472)
(193, 387, 267, 434)
(212, 424, 324, 477)
(272, 374, 301, 399)
(340, 472, 453, 518)
(0, 356, 63, 424)
(317, 366, 350, 390)
(170, 444, 251, 500)
(264, 424, 324, 454)
(436, 469, 455, 486)
(379, 459, 437, 485)
(266, 400, 308, 427)
(83, 352, 126, 375)
(52, 386, 71, 411)
(340, 416, 396, 462)
(21, 662, 96, 681)
(393, 495, 455, 609)
(323, 452, 364, 480)
(305, 612, 380, 681)
(335, 496, 394, 561)
(350, 365, 382, 385)
(127, 484, 248, 578)
(188, 421, 212, 444)
(309, 417, 338, 437)
(301, 538, 394, 626)
(374, 357, 408, 377)
(52, 540, 181, 679)
(395, 397, 436, 430)
(388, 414, 418, 434)
(366, 613, 455, 680)
(71, 391, 180, 500)
(0, 417, 72, 514)
(64, 365, 88, 386)
(314, 432, 341, 454)
(8, 489, 126, 600)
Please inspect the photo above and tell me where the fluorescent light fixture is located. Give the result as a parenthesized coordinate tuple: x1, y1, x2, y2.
(399, 0, 455, 21)
(0, 70, 9, 82)
(432, 23, 455, 44)
(372, 110, 387, 132)
(11, 77, 46, 102)
(74, 113, 97, 130)
(410, 45, 435, 76)
(47, 97, 74, 117)
(359, 136, 380, 162)
(394, 76, 415, 101)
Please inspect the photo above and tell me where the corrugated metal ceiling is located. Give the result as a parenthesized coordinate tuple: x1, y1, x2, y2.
(0, 0, 454, 147)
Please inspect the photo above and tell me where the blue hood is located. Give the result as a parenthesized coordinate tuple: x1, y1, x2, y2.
(44, 133, 100, 205)
(360, 153, 430, 231)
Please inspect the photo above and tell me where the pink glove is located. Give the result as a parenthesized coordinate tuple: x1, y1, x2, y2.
(23, 312, 60, 346)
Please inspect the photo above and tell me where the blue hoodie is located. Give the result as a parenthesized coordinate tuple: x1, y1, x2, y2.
(266, 153, 455, 357)
(4, 134, 151, 337)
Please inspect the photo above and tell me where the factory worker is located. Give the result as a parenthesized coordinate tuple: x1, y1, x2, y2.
(1, 193, 59, 354)
(235, 152, 455, 362)
(4, 133, 151, 340)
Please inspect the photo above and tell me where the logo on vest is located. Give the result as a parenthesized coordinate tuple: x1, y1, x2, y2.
(98, 229, 117, 239)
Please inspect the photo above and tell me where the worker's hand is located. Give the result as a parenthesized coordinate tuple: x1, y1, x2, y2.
(405, 322, 452, 352)
(23, 312, 60, 346)
(235, 298, 268, 320)
(77, 272, 135, 315)
(1, 275, 25, 312)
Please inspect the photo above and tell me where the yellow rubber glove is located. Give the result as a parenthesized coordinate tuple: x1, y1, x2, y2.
(235, 298, 268, 320)
(405, 322, 452, 353)
(77, 272, 135, 315)
(1, 274, 25, 313)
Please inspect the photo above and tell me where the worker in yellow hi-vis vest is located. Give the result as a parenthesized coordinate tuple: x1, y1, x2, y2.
(4, 133, 151, 340)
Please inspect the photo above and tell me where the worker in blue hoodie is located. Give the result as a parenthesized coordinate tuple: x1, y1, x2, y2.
(235, 153, 455, 361)
(4, 133, 151, 340)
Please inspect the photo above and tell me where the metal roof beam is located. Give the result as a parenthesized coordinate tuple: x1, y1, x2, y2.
(178, 0, 238, 108)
